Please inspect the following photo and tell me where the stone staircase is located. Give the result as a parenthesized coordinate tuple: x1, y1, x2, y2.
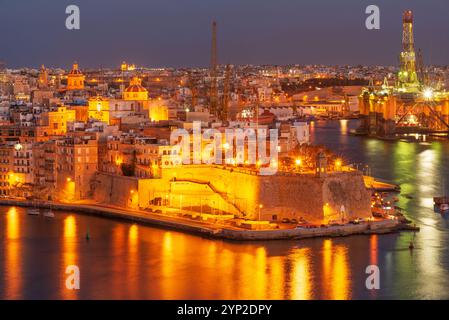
(172, 178, 246, 217)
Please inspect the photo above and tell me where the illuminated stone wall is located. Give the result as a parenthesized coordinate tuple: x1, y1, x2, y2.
(150, 166, 370, 222)
(147, 100, 169, 121)
(95, 166, 371, 223)
(94, 173, 139, 209)
(160, 166, 261, 218)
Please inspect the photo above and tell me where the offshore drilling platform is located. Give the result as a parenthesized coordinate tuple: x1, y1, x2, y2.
(358, 10, 449, 138)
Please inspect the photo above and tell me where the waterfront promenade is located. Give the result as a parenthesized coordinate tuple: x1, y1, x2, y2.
(0, 198, 411, 241)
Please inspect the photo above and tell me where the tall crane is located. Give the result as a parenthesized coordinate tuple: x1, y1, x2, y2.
(187, 71, 198, 110)
(209, 21, 218, 117)
(220, 64, 231, 121)
(416, 48, 427, 87)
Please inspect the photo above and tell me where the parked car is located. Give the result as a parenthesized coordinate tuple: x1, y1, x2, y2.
(281, 218, 291, 223)
(290, 218, 298, 224)
(298, 217, 307, 224)
(296, 223, 318, 229)
(328, 220, 342, 226)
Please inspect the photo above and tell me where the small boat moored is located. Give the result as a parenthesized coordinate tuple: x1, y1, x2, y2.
(27, 208, 40, 216)
(44, 208, 55, 218)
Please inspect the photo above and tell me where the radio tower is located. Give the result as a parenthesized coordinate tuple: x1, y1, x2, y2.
(210, 21, 218, 117)
(398, 10, 420, 91)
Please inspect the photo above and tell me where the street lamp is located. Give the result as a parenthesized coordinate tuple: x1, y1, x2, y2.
(295, 158, 301, 173)
(423, 88, 434, 100)
(363, 164, 372, 177)
(335, 159, 342, 171)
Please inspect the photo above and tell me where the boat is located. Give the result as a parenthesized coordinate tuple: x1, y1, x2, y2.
(434, 196, 449, 205)
(27, 200, 41, 215)
(434, 179, 449, 210)
(43, 210, 55, 218)
(44, 203, 55, 218)
(27, 208, 40, 216)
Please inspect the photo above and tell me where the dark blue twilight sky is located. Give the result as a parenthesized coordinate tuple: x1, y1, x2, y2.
(0, 0, 448, 68)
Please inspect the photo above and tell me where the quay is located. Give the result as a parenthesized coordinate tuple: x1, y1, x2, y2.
(0, 199, 417, 241)
(364, 176, 400, 192)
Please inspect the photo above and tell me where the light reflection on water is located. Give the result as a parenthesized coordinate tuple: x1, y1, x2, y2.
(62, 215, 78, 299)
(1, 120, 449, 299)
(4, 207, 21, 299)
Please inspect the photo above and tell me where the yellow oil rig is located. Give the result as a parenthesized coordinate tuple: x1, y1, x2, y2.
(358, 10, 449, 138)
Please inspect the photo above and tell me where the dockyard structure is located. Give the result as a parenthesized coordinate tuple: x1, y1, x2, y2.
(358, 10, 449, 138)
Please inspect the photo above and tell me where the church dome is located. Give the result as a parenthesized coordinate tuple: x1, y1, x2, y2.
(124, 77, 147, 93)
(69, 63, 83, 75)
(66, 62, 85, 90)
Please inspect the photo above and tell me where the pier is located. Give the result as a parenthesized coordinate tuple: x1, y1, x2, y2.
(0, 199, 415, 241)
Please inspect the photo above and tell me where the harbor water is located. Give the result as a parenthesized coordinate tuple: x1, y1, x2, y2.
(1, 120, 449, 299)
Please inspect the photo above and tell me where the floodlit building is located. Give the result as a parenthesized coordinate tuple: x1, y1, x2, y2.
(55, 136, 98, 201)
(123, 77, 148, 101)
(66, 63, 85, 90)
(37, 105, 76, 137)
(88, 96, 110, 124)
(0, 144, 13, 196)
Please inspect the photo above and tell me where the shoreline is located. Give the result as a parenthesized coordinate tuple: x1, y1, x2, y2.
(0, 199, 418, 241)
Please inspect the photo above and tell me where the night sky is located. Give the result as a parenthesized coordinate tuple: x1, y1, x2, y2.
(0, 0, 448, 68)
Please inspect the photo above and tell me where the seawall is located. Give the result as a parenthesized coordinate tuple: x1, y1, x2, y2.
(0, 199, 407, 241)
(94, 166, 372, 223)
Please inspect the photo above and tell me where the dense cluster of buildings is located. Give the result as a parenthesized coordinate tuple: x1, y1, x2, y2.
(0, 59, 375, 223)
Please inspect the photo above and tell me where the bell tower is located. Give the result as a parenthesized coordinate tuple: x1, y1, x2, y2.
(315, 152, 327, 177)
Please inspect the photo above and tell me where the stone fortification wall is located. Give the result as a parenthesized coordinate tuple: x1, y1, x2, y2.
(95, 167, 371, 223)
